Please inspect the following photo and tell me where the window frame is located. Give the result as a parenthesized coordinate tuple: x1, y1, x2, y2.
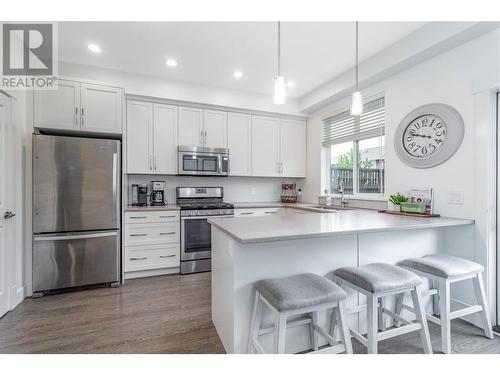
(322, 95, 386, 199)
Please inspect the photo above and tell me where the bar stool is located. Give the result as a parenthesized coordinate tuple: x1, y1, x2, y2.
(247, 273, 353, 354)
(396, 254, 494, 354)
(334, 263, 433, 354)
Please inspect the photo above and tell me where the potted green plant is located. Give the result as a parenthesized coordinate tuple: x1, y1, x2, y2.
(388, 193, 408, 211)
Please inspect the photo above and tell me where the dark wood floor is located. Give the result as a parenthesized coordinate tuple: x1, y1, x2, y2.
(0, 272, 499, 354)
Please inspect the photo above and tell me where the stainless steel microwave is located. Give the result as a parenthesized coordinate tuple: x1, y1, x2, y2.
(178, 146, 229, 176)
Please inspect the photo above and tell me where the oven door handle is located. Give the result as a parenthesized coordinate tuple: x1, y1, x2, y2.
(181, 215, 234, 220)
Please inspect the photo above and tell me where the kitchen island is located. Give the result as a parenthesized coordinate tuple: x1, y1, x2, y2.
(208, 209, 474, 354)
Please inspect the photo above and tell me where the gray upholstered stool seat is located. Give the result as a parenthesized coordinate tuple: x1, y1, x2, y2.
(334, 263, 422, 293)
(397, 254, 484, 278)
(255, 273, 347, 312)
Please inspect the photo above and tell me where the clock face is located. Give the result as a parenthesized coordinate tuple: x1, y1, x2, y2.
(402, 114, 447, 158)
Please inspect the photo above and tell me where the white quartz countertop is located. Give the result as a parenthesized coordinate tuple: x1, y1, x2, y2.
(232, 202, 316, 209)
(124, 205, 180, 212)
(208, 209, 474, 244)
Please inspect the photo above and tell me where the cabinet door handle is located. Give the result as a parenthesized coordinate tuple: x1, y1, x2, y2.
(200, 130, 203, 144)
(130, 233, 147, 237)
(159, 215, 176, 219)
(75, 107, 78, 126)
(81, 108, 85, 127)
(265, 211, 277, 214)
(130, 257, 147, 261)
(159, 232, 176, 235)
(240, 212, 254, 215)
(130, 216, 147, 219)
(149, 155, 153, 171)
(160, 254, 176, 258)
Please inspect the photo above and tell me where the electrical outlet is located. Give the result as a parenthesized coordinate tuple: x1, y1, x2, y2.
(250, 187, 256, 196)
(447, 190, 464, 205)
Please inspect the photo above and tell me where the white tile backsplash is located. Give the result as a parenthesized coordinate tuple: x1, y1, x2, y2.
(125, 175, 305, 205)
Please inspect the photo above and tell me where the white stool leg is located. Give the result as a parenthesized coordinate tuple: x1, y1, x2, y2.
(336, 300, 353, 354)
(367, 294, 378, 354)
(378, 297, 386, 331)
(472, 272, 494, 339)
(432, 279, 440, 316)
(411, 287, 433, 354)
(273, 312, 287, 354)
(309, 311, 319, 351)
(248, 291, 263, 354)
(394, 292, 405, 328)
(329, 307, 339, 342)
(439, 279, 451, 354)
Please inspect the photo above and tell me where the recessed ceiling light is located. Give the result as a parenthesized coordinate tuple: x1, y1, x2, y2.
(287, 81, 296, 88)
(233, 71, 243, 79)
(166, 59, 178, 67)
(87, 43, 102, 53)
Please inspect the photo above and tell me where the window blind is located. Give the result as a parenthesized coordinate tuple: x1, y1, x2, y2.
(322, 97, 385, 146)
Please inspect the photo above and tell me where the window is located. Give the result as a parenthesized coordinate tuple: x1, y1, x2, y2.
(323, 97, 385, 195)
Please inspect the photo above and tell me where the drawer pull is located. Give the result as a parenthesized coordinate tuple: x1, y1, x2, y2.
(265, 211, 277, 214)
(160, 255, 176, 258)
(240, 212, 254, 215)
(130, 257, 147, 261)
(130, 216, 147, 219)
(160, 232, 176, 235)
(159, 215, 177, 219)
(130, 233, 147, 237)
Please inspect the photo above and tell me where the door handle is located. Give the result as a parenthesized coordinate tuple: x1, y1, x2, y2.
(159, 215, 176, 219)
(160, 254, 176, 258)
(130, 257, 147, 261)
(130, 233, 147, 237)
(159, 232, 176, 235)
(3, 211, 15, 220)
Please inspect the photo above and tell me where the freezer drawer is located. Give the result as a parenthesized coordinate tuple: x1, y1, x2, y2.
(33, 231, 120, 293)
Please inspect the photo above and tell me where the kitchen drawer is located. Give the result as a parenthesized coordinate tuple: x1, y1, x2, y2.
(124, 222, 180, 246)
(125, 210, 179, 224)
(234, 207, 282, 217)
(125, 244, 179, 272)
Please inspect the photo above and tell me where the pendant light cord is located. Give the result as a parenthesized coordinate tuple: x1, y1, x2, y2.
(277, 21, 281, 76)
(355, 21, 359, 91)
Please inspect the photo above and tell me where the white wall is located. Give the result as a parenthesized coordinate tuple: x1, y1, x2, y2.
(126, 175, 304, 205)
(59, 62, 303, 116)
(304, 29, 500, 324)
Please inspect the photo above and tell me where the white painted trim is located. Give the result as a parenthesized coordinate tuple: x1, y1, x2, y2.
(123, 267, 179, 280)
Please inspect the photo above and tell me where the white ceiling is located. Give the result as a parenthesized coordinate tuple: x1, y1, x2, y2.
(58, 22, 426, 99)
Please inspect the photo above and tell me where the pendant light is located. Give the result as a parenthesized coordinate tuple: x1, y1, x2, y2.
(273, 21, 286, 105)
(350, 21, 363, 116)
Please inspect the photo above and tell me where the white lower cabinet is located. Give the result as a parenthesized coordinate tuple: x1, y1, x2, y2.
(124, 210, 180, 276)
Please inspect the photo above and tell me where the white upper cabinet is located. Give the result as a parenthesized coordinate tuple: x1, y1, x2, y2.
(34, 79, 123, 134)
(153, 104, 178, 174)
(227, 112, 251, 176)
(203, 109, 227, 148)
(126, 101, 153, 174)
(34, 79, 80, 130)
(178, 106, 204, 147)
(251, 115, 280, 177)
(280, 119, 307, 177)
(80, 83, 123, 134)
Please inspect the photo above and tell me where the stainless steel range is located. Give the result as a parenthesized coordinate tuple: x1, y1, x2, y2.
(177, 187, 234, 274)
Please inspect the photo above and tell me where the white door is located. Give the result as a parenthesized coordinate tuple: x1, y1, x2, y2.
(251, 115, 280, 177)
(0, 94, 16, 318)
(280, 119, 307, 177)
(34, 79, 80, 130)
(81, 83, 123, 134)
(178, 106, 204, 147)
(126, 100, 153, 174)
(153, 104, 178, 174)
(204, 109, 227, 148)
(227, 112, 251, 176)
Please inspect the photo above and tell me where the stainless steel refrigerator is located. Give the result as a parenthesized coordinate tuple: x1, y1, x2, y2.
(32, 134, 121, 295)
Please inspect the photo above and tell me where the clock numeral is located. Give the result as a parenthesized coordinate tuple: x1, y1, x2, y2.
(435, 138, 443, 144)
(406, 136, 414, 142)
(430, 144, 436, 152)
(435, 130, 445, 137)
(435, 122, 443, 129)
(421, 146, 427, 155)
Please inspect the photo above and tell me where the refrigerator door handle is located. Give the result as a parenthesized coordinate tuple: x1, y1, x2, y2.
(34, 231, 118, 241)
(112, 152, 118, 213)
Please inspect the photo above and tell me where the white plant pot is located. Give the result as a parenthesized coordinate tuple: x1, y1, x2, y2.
(387, 202, 400, 211)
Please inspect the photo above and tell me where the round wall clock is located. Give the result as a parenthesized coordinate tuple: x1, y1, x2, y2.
(394, 103, 464, 168)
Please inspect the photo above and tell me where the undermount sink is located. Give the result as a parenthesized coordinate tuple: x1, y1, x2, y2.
(307, 205, 356, 211)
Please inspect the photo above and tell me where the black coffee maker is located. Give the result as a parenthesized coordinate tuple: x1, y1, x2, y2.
(150, 181, 166, 206)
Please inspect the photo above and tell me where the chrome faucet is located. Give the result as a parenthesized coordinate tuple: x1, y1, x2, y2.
(338, 178, 349, 209)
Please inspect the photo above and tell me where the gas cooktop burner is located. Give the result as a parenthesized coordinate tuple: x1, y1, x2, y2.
(177, 202, 234, 210)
